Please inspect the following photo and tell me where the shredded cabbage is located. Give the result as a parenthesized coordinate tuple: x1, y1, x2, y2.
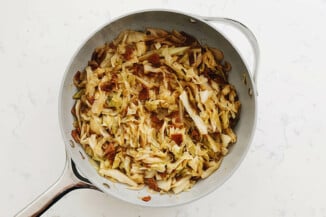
(71, 28, 241, 194)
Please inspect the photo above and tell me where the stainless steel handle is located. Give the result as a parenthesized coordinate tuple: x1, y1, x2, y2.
(15, 154, 99, 217)
(199, 16, 260, 93)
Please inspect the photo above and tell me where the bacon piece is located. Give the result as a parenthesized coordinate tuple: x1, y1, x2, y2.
(71, 129, 80, 143)
(132, 63, 144, 75)
(171, 111, 181, 123)
(100, 74, 118, 92)
(144, 178, 160, 192)
(91, 47, 106, 64)
(88, 60, 98, 70)
(191, 129, 200, 141)
(148, 53, 160, 67)
(100, 82, 114, 92)
(103, 143, 116, 163)
(71, 104, 76, 116)
(150, 114, 164, 130)
(189, 52, 195, 65)
(73, 71, 82, 86)
(141, 195, 151, 202)
(139, 86, 149, 100)
(145, 40, 155, 48)
(159, 171, 168, 179)
(80, 102, 88, 113)
(87, 95, 95, 105)
(203, 67, 227, 84)
(108, 42, 116, 49)
(171, 133, 183, 145)
(123, 45, 134, 60)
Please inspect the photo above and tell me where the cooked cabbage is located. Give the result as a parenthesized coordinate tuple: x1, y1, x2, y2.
(71, 28, 241, 194)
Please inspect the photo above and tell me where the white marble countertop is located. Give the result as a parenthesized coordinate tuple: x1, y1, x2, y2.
(1, 0, 326, 216)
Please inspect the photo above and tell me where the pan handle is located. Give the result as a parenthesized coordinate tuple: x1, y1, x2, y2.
(14, 153, 99, 217)
(200, 16, 260, 94)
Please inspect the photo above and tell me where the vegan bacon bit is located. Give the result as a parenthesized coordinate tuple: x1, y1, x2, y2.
(141, 195, 151, 202)
(71, 28, 241, 194)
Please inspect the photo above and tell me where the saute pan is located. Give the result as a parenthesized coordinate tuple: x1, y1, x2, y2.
(15, 9, 259, 217)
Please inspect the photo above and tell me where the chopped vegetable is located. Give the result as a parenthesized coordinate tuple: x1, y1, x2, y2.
(179, 91, 208, 135)
(99, 168, 138, 187)
(71, 28, 241, 194)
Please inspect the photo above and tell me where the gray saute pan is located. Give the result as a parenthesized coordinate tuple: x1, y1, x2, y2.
(15, 9, 259, 217)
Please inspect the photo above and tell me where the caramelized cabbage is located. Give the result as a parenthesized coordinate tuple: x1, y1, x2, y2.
(71, 28, 241, 194)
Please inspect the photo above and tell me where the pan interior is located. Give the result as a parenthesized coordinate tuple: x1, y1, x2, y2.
(59, 10, 256, 207)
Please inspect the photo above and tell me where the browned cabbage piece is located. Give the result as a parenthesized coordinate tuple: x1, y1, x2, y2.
(71, 28, 241, 194)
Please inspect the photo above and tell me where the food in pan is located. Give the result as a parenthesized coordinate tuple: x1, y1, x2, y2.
(71, 28, 241, 194)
